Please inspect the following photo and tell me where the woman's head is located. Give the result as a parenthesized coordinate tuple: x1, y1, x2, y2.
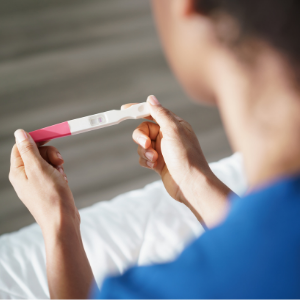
(151, 0, 300, 103)
(151, 0, 300, 186)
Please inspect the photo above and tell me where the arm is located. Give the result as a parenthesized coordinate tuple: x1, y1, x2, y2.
(43, 218, 95, 299)
(9, 130, 95, 298)
(125, 96, 236, 228)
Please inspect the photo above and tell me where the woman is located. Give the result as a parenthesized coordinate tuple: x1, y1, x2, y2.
(9, 0, 300, 298)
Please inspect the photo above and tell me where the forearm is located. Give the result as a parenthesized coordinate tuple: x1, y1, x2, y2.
(42, 217, 96, 299)
(182, 168, 236, 229)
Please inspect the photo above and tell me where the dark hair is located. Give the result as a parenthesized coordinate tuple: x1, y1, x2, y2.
(195, 0, 300, 76)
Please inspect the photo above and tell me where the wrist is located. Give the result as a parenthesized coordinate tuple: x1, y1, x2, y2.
(41, 208, 92, 299)
(178, 166, 212, 204)
(41, 208, 80, 240)
(180, 167, 232, 227)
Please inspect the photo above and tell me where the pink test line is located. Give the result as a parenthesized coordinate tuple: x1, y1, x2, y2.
(29, 121, 71, 143)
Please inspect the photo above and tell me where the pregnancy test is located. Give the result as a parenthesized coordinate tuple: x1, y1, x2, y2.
(29, 102, 150, 143)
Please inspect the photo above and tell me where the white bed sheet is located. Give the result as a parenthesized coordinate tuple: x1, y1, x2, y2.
(0, 153, 246, 299)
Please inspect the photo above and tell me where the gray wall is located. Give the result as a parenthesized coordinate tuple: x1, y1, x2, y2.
(0, 0, 232, 234)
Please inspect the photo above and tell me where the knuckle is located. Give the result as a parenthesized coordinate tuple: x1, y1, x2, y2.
(137, 121, 147, 128)
(49, 147, 61, 160)
(156, 106, 170, 117)
(135, 123, 146, 132)
(182, 119, 192, 129)
(156, 108, 178, 125)
(182, 119, 191, 127)
(48, 146, 58, 153)
(159, 108, 174, 122)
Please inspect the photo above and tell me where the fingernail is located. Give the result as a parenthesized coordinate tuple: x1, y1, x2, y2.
(147, 95, 160, 106)
(145, 151, 154, 161)
(138, 137, 147, 148)
(14, 129, 28, 144)
(146, 161, 154, 168)
(57, 152, 63, 160)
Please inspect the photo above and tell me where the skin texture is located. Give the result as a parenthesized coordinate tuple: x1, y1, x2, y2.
(8, 0, 300, 297)
(9, 131, 95, 298)
(123, 96, 233, 227)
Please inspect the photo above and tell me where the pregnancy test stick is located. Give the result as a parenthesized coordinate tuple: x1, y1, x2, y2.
(29, 102, 150, 143)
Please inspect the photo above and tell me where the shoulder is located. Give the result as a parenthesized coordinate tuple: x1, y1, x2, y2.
(94, 176, 300, 299)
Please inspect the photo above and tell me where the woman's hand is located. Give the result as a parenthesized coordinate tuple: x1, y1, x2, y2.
(9, 129, 79, 232)
(9, 129, 95, 298)
(125, 96, 233, 227)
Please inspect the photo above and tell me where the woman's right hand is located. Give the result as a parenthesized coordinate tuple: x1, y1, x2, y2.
(124, 96, 233, 227)
(9, 130, 79, 232)
(9, 131, 94, 298)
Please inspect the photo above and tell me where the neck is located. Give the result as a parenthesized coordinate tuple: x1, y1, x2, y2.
(212, 47, 300, 190)
(246, 99, 300, 189)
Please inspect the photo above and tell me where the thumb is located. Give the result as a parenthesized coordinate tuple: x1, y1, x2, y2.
(147, 95, 178, 131)
(14, 129, 42, 167)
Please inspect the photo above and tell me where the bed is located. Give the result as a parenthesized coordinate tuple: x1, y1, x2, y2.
(0, 153, 246, 299)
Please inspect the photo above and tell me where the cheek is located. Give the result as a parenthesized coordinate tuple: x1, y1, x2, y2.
(168, 42, 217, 105)
(151, 0, 216, 105)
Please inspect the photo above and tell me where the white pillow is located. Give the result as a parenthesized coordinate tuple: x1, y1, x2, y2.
(0, 153, 246, 299)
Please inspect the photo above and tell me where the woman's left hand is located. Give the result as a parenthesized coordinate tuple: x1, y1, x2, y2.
(9, 129, 80, 232)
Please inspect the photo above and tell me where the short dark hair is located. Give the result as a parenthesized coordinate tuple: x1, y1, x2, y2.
(195, 0, 300, 78)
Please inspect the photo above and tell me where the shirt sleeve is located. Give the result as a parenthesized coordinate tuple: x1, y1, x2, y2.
(90, 229, 226, 299)
(90, 194, 242, 299)
(90, 185, 300, 299)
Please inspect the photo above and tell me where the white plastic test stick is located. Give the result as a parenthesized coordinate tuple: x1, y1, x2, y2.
(29, 102, 150, 142)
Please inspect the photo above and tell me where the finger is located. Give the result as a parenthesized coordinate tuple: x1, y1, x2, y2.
(9, 144, 27, 182)
(146, 95, 180, 131)
(139, 157, 157, 169)
(121, 103, 154, 121)
(132, 122, 160, 149)
(137, 145, 158, 163)
(14, 129, 42, 169)
(121, 103, 138, 110)
(39, 146, 64, 166)
(56, 165, 68, 182)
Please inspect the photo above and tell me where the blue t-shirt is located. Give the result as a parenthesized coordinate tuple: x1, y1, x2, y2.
(92, 175, 300, 298)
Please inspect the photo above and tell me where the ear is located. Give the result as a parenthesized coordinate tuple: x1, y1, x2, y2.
(174, 0, 195, 17)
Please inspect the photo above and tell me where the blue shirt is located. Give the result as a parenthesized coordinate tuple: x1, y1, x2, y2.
(92, 175, 300, 298)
